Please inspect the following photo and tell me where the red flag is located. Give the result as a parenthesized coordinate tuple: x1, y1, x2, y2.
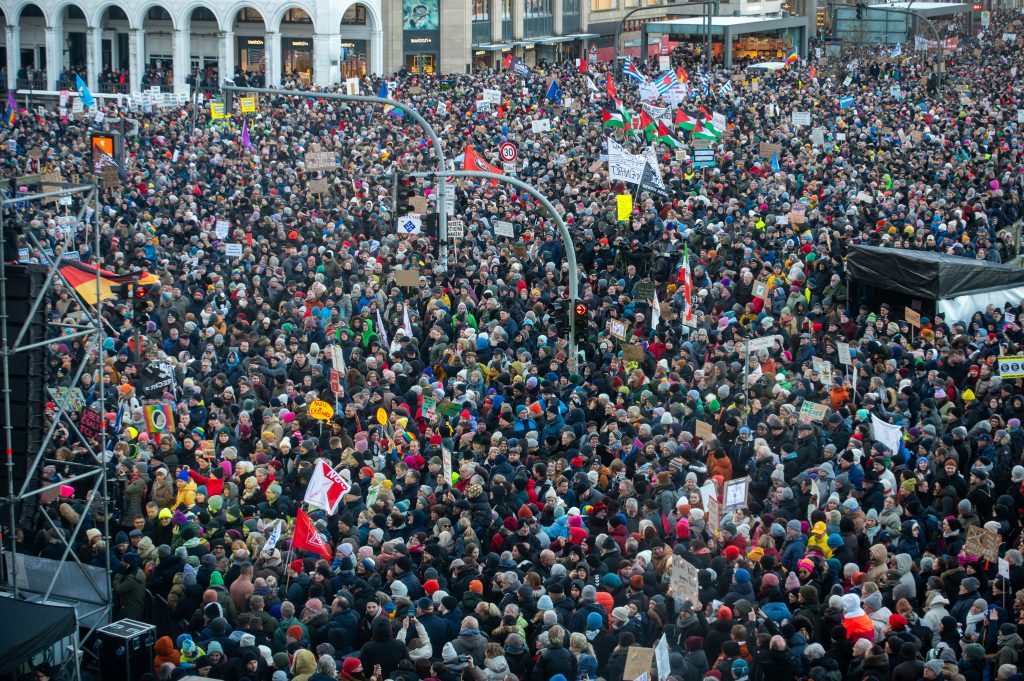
(606, 73, 618, 101)
(502, 53, 513, 69)
(292, 508, 332, 560)
(578, 59, 590, 75)
(463, 146, 503, 187)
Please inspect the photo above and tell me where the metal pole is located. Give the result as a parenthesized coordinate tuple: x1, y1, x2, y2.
(408, 169, 580, 361)
(221, 85, 450, 261)
(0, 189, 16, 598)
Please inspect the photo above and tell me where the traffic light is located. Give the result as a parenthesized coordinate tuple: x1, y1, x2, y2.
(114, 283, 131, 300)
(394, 173, 416, 216)
(855, 3, 864, 19)
(972, 2, 982, 9)
(133, 284, 152, 317)
(572, 301, 588, 344)
(422, 213, 438, 233)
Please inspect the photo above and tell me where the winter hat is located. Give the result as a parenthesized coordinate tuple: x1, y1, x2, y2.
(724, 545, 740, 561)
(287, 625, 303, 641)
(785, 571, 801, 592)
(612, 606, 630, 624)
(586, 612, 603, 630)
(342, 657, 362, 674)
(581, 585, 597, 602)
(734, 568, 750, 584)
(923, 660, 943, 675)
(862, 592, 882, 612)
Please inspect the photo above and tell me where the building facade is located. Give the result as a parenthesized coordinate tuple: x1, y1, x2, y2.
(0, 0, 818, 90)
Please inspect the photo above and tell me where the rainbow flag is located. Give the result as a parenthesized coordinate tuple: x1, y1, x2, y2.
(5, 91, 16, 126)
(786, 48, 799, 65)
(143, 402, 175, 434)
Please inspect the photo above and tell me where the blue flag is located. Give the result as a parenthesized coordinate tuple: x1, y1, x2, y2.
(75, 74, 95, 109)
(545, 80, 562, 105)
(770, 152, 780, 173)
(377, 81, 404, 117)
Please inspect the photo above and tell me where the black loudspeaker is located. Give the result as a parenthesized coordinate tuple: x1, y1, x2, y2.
(0, 264, 49, 529)
(95, 619, 156, 681)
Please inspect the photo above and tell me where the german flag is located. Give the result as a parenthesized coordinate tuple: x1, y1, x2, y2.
(58, 261, 159, 305)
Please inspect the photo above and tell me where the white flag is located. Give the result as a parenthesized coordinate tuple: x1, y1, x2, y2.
(375, 308, 389, 348)
(870, 414, 903, 456)
(262, 519, 282, 555)
(652, 290, 661, 329)
(303, 460, 351, 514)
(403, 303, 413, 338)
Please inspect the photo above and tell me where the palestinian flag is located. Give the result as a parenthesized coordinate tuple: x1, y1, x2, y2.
(602, 109, 625, 127)
(59, 261, 160, 305)
(638, 111, 657, 140)
(699, 106, 721, 139)
(656, 121, 682, 148)
(675, 108, 699, 130)
(692, 120, 718, 141)
(615, 99, 632, 127)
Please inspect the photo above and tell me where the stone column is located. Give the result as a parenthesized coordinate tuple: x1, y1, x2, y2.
(371, 29, 384, 75)
(86, 27, 100, 90)
(172, 28, 189, 92)
(45, 25, 60, 90)
(265, 31, 280, 86)
(220, 30, 234, 86)
(128, 28, 143, 90)
(6, 25, 20, 91)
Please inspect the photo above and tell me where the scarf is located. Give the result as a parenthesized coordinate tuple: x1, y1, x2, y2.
(964, 608, 986, 638)
(460, 629, 481, 637)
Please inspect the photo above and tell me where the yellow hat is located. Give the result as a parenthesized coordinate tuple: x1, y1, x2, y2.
(963, 389, 976, 401)
(747, 547, 765, 562)
(812, 521, 827, 535)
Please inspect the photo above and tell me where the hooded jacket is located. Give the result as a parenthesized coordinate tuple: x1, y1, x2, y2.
(359, 617, 409, 679)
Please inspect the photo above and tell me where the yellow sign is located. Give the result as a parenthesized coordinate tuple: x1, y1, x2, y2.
(376, 408, 388, 425)
(210, 102, 225, 119)
(308, 400, 335, 421)
(616, 194, 633, 222)
(240, 97, 257, 113)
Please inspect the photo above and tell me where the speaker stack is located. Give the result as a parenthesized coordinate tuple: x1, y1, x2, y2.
(0, 264, 49, 530)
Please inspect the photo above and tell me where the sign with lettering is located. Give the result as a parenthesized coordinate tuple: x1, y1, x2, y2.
(304, 150, 338, 172)
(798, 401, 828, 423)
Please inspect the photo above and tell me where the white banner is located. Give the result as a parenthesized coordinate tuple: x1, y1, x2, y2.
(642, 102, 670, 123)
(871, 415, 903, 456)
(607, 138, 646, 184)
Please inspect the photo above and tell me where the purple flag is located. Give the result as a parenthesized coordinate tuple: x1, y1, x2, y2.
(241, 120, 252, 149)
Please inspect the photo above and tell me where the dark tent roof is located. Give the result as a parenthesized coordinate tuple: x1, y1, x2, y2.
(846, 245, 1024, 299)
(0, 599, 76, 674)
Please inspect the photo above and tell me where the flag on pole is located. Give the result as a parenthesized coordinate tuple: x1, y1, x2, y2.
(303, 459, 351, 514)
(699, 107, 721, 139)
(623, 57, 647, 83)
(606, 73, 618, 100)
(75, 74, 95, 109)
(718, 81, 733, 97)
(586, 75, 600, 101)
(241, 120, 252, 148)
(655, 120, 682, 148)
(578, 58, 591, 74)
(890, 42, 903, 58)
(403, 304, 413, 338)
(652, 289, 661, 329)
(377, 81, 404, 117)
(545, 80, 563, 105)
(638, 111, 657, 140)
(786, 48, 799, 65)
(771, 152, 781, 173)
(653, 69, 680, 96)
(463, 146, 504, 186)
(376, 308, 390, 348)
(680, 245, 693, 325)
(602, 109, 625, 127)
(675, 108, 698, 130)
(292, 508, 333, 560)
(5, 91, 16, 126)
(262, 519, 282, 555)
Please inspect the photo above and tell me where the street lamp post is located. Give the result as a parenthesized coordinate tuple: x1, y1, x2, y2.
(408, 169, 582, 361)
(220, 84, 452, 260)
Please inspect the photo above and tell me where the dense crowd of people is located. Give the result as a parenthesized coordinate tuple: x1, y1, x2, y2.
(5, 8, 1024, 681)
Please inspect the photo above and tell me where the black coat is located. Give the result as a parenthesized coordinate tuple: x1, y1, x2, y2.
(531, 644, 576, 681)
(359, 617, 409, 679)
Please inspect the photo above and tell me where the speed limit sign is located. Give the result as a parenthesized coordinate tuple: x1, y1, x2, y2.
(499, 142, 518, 163)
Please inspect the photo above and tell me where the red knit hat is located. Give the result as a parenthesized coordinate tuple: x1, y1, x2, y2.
(287, 624, 304, 641)
(889, 613, 908, 629)
(424, 579, 440, 595)
(723, 545, 740, 561)
(343, 657, 362, 674)
(290, 560, 304, 574)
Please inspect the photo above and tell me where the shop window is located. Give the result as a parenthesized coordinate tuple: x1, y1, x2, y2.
(343, 6, 368, 24)
(525, 0, 552, 17)
(473, 0, 489, 21)
(282, 9, 313, 23)
(238, 8, 264, 23)
(591, 0, 615, 10)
